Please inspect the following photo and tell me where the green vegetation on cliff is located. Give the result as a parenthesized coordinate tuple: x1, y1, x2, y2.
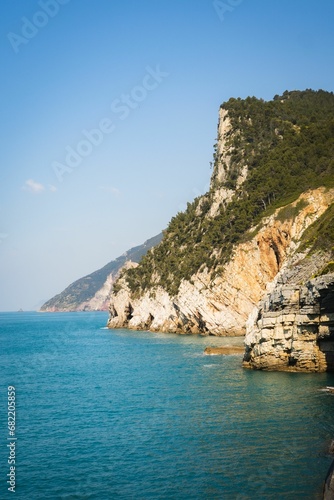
(121, 90, 334, 296)
(299, 202, 334, 276)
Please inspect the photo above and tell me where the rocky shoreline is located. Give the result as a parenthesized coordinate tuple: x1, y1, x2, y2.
(324, 458, 334, 499)
(243, 274, 334, 373)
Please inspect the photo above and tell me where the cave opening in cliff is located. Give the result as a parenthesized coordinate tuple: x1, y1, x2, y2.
(317, 284, 334, 371)
(318, 332, 334, 372)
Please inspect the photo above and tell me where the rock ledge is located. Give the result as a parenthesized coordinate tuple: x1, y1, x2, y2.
(244, 274, 334, 372)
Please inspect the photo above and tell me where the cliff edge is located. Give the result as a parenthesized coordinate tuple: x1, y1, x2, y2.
(108, 90, 334, 351)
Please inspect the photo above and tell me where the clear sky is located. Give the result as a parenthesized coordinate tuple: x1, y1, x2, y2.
(0, 0, 333, 311)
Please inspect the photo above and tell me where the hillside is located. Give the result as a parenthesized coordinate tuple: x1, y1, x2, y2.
(108, 89, 334, 344)
(40, 233, 162, 312)
(121, 89, 334, 297)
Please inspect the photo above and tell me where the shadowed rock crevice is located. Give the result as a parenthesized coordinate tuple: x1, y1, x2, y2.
(109, 304, 118, 318)
(124, 303, 133, 321)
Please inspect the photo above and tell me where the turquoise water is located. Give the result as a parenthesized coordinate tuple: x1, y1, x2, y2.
(0, 312, 334, 499)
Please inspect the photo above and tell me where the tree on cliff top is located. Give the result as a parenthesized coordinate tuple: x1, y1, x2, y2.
(117, 90, 334, 297)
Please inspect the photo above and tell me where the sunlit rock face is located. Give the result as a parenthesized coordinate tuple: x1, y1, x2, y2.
(109, 179, 334, 338)
(243, 275, 334, 372)
(108, 95, 334, 367)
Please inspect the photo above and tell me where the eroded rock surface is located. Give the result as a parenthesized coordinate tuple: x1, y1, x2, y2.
(244, 274, 334, 372)
(108, 188, 334, 337)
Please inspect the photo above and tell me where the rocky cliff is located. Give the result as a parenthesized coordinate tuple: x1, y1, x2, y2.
(243, 274, 334, 372)
(108, 90, 334, 347)
(243, 195, 334, 372)
(108, 188, 334, 335)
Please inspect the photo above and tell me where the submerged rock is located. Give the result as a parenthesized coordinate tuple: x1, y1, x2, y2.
(204, 346, 245, 355)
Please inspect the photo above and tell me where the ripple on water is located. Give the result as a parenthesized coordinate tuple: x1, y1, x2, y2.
(0, 313, 333, 499)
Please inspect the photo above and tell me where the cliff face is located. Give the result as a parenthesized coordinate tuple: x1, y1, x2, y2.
(108, 90, 334, 372)
(243, 198, 334, 372)
(243, 274, 334, 372)
(107, 188, 334, 335)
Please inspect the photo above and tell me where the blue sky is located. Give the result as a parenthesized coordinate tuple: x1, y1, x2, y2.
(0, 0, 333, 311)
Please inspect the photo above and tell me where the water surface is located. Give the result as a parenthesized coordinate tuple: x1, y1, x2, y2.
(0, 312, 333, 499)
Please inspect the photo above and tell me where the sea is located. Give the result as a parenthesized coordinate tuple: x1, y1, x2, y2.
(0, 311, 334, 499)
